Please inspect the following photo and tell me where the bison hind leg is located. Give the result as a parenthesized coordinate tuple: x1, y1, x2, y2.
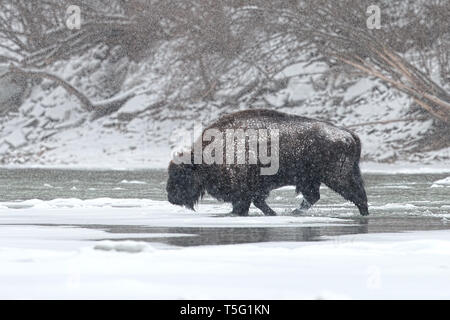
(253, 196, 276, 216)
(231, 198, 251, 216)
(293, 181, 321, 214)
(325, 163, 369, 216)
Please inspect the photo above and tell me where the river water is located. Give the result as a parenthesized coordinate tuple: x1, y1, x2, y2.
(0, 168, 449, 246)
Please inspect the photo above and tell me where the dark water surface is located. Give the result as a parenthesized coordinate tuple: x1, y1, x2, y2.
(0, 168, 449, 246)
(79, 216, 450, 246)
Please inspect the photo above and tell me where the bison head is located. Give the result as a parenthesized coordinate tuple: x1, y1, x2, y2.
(166, 160, 204, 210)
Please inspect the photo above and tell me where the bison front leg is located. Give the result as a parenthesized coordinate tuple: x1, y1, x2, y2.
(231, 199, 251, 216)
(292, 181, 320, 214)
(253, 197, 276, 216)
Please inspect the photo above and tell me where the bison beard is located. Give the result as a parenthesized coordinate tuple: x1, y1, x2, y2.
(166, 109, 369, 216)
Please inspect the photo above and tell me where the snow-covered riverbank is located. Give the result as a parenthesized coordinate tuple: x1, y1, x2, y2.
(0, 167, 448, 300)
(0, 192, 448, 299)
(1, 221, 449, 299)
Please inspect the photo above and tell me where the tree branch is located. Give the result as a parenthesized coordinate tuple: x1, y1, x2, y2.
(7, 64, 94, 111)
(346, 117, 430, 128)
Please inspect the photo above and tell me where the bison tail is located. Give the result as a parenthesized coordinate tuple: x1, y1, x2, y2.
(345, 129, 364, 189)
(347, 130, 362, 160)
(349, 130, 364, 185)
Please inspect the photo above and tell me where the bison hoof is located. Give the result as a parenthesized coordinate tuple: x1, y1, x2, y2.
(358, 206, 369, 216)
(229, 211, 249, 216)
(292, 208, 307, 215)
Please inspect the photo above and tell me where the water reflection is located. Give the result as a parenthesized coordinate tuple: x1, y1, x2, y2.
(97, 226, 357, 246)
(87, 215, 450, 247)
(88, 220, 366, 247)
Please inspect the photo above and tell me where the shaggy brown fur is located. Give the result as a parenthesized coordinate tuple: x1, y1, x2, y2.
(167, 109, 368, 216)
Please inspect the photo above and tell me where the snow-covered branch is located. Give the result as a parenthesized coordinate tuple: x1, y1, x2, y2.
(6, 65, 135, 118)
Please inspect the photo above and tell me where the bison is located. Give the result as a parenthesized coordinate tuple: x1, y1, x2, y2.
(167, 109, 368, 216)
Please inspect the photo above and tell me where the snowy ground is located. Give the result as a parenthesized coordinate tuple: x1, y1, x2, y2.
(1, 46, 449, 168)
(0, 197, 449, 299)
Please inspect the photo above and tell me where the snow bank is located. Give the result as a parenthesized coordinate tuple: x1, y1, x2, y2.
(94, 241, 150, 253)
(0, 225, 191, 251)
(431, 177, 450, 188)
(119, 180, 147, 184)
(0, 227, 449, 299)
(0, 193, 448, 299)
(0, 198, 352, 227)
(373, 203, 418, 210)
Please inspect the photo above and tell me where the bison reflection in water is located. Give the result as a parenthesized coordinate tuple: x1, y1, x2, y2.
(167, 109, 369, 216)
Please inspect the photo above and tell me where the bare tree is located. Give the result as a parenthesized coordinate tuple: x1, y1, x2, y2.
(0, 0, 448, 125)
(239, 0, 450, 123)
(0, 0, 150, 116)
